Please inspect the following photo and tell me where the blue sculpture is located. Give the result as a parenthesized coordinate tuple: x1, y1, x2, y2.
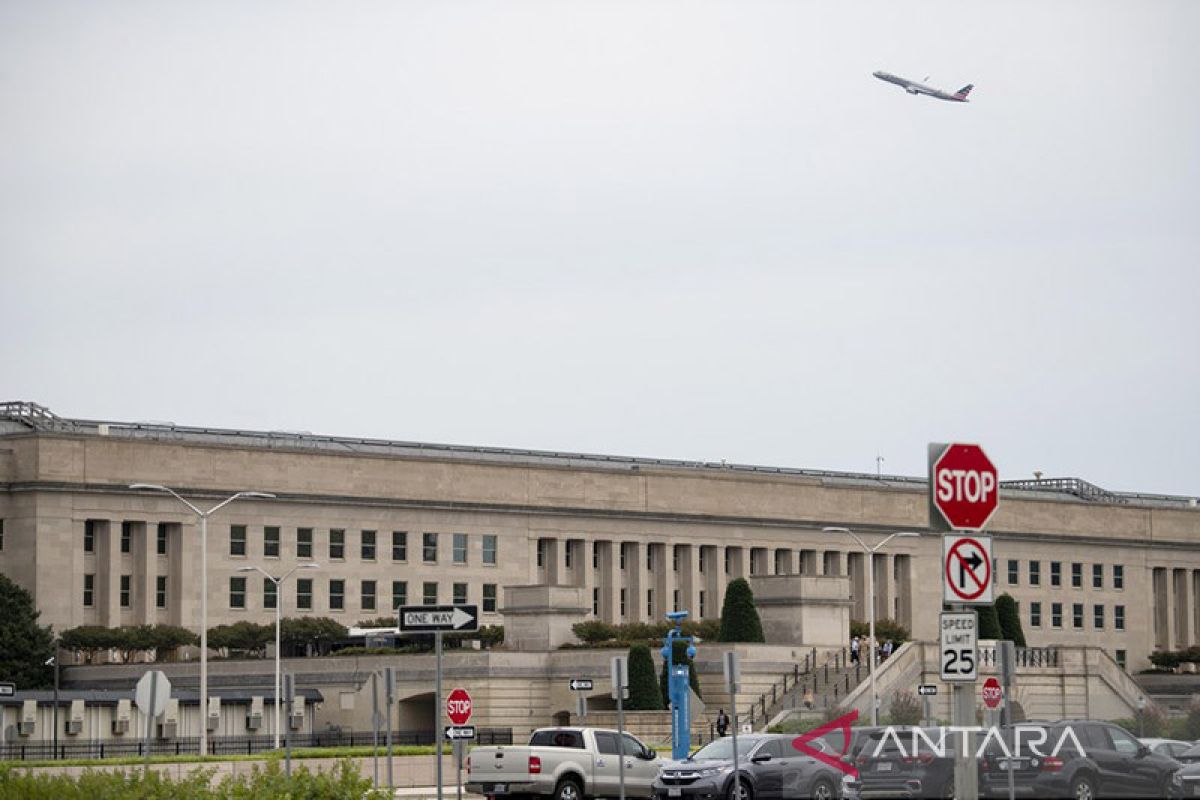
(662, 610, 697, 760)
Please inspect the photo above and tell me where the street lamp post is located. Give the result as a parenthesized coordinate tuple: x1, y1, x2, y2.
(130, 484, 275, 757)
(237, 563, 319, 749)
(823, 527, 921, 726)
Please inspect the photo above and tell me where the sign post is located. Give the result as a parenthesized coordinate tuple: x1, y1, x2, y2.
(723, 650, 741, 793)
(399, 605, 479, 800)
(447, 686, 473, 800)
(384, 666, 396, 790)
(569, 679, 592, 723)
(282, 672, 295, 777)
(611, 656, 629, 800)
(371, 671, 380, 789)
(931, 442, 998, 800)
(134, 669, 170, 776)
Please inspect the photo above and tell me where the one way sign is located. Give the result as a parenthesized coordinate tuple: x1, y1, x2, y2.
(943, 534, 993, 605)
(398, 604, 479, 633)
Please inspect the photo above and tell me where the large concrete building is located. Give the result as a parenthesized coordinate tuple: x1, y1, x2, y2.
(1, 401, 1198, 673)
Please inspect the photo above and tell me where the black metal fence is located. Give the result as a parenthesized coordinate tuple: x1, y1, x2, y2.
(0, 727, 514, 761)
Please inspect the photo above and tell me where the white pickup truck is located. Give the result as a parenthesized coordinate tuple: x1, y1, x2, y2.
(466, 727, 662, 800)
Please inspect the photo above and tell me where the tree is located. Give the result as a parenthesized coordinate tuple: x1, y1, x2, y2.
(280, 617, 348, 655)
(208, 621, 273, 657)
(625, 644, 663, 710)
(995, 593, 1026, 647)
(60, 625, 116, 664)
(718, 579, 765, 643)
(888, 690, 922, 725)
(659, 639, 702, 708)
(852, 618, 911, 645)
(146, 625, 199, 661)
(977, 604, 1002, 640)
(357, 617, 400, 629)
(0, 573, 54, 689)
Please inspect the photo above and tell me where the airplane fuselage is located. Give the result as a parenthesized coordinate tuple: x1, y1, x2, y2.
(873, 71, 971, 102)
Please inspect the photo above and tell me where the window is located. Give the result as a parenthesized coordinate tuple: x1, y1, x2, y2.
(620, 545, 626, 570)
(392, 581, 407, 609)
(536, 539, 546, 568)
(1050, 561, 1061, 587)
(724, 548, 731, 574)
(1071, 563, 1082, 588)
(483, 584, 498, 613)
(699, 590, 707, 617)
(673, 546, 680, 572)
(297, 578, 313, 610)
(231, 525, 247, 556)
(1094, 604, 1105, 629)
(699, 549, 707, 573)
(264, 579, 277, 610)
(646, 590, 654, 617)
(423, 582, 438, 605)
(1115, 649, 1127, 670)
(483, 535, 497, 566)
(595, 731, 620, 755)
(297, 528, 313, 559)
(454, 583, 468, 605)
(392, 531, 407, 561)
(264, 526, 280, 558)
(454, 533, 468, 564)
(1093, 563, 1103, 589)
(84, 520, 96, 553)
(156, 524, 168, 555)
(119, 574, 131, 607)
(121, 523, 133, 553)
(362, 580, 377, 611)
(330, 529, 345, 560)
(1030, 601, 1042, 627)
(620, 588, 627, 617)
(156, 576, 167, 608)
(1051, 602, 1063, 628)
(362, 530, 376, 561)
(230, 576, 246, 609)
(1115, 605, 1125, 630)
(83, 574, 94, 607)
(1107, 726, 1140, 756)
(592, 587, 600, 615)
(592, 542, 599, 570)
(1113, 565, 1124, 590)
(1007, 560, 1019, 585)
(423, 533, 438, 563)
(1029, 560, 1041, 586)
(1072, 603, 1084, 629)
(673, 589, 681, 612)
(329, 579, 345, 610)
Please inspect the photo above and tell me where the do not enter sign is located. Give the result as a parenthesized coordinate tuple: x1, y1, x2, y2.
(982, 677, 1003, 709)
(447, 687, 472, 725)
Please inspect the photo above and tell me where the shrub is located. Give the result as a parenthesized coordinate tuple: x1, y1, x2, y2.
(626, 644, 663, 710)
(1184, 695, 1200, 740)
(977, 604, 1002, 640)
(1150, 650, 1182, 670)
(357, 617, 399, 629)
(995, 593, 1026, 647)
(207, 621, 273, 657)
(280, 617, 349, 655)
(888, 690, 922, 726)
(718, 579, 764, 643)
(573, 620, 618, 644)
(1140, 701, 1168, 737)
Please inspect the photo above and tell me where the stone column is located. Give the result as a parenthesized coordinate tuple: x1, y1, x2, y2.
(1153, 567, 1171, 650)
(651, 543, 671, 620)
(847, 552, 866, 621)
(133, 521, 153, 624)
(96, 520, 121, 627)
(678, 544, 700, 616)
(725, 546, 746, 582)
(702, 545, 721, 619)
(543, 538, 561, 585)
(873, 554, 892, 622)
(750, 547, 768, 577)
(625, 541, 646, 622)
(894, 555, 913, 631)
(1175, 568, 1191, 648)
(599, 541, 620, 624)
(168, 522, 187, 627)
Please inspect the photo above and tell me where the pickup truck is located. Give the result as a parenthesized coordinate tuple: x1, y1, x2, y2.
(466, 727, 662, 800)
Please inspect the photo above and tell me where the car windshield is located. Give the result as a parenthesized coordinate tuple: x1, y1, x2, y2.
(1181, 743, 1200, 760)
(690, 738, 760, 761)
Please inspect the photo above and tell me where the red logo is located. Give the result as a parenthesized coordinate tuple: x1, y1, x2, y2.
(791, 709, 860, 778)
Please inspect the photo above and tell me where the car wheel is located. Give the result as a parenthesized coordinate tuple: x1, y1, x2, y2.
(554, 778, 582, 800)
(810, 777, 835, 800)
(1069, 773, 1095, 800)
(727, 776, 752, 800)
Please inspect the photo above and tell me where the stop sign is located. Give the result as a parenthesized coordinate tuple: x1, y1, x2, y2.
(982, 677, 1003, 709)
(931, 443, 999, 530)
(447, 687, 472, 725)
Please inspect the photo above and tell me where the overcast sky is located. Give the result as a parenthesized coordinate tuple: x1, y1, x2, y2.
(3, 1, 1197, 496)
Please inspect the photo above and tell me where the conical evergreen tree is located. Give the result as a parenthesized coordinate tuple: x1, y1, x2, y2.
(0, 573, 54, 689)
(718, 579, 765, 643)
(977, 603, 1003, 640)
(626, 644, 663, 710)
(995, 593, 1026, 647)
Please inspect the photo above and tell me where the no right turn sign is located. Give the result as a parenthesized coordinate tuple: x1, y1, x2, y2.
(943, 534, 993, 604)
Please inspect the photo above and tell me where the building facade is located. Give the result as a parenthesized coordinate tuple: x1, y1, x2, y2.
(1, 402, 1197, 672)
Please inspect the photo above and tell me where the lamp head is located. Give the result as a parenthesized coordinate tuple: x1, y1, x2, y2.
(300, 563, 320, 570)
(240, 491, 277, 500)
(823, 526, 850, 534)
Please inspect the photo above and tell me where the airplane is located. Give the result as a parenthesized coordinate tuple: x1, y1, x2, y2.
(873, 71, 973, 102)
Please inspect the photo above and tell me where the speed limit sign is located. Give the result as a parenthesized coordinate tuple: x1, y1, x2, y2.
(940, 611, 978, 682)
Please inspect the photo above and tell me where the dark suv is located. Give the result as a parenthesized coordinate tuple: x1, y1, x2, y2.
(840, 727, 957, 799)
(979, 720, 1180, 798)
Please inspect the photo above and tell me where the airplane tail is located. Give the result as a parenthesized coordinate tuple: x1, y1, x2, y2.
(954, 84, 974, 100)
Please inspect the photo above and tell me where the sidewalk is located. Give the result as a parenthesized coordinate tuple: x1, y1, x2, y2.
(391, 786, 469, 799)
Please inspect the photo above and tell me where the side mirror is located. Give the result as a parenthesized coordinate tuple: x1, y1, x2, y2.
(642, 746, 656, 760)
(751, 753, 771, 764)
(1136, 744, 1150, 758)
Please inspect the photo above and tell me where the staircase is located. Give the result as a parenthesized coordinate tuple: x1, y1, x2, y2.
(762, 648, 869, 727)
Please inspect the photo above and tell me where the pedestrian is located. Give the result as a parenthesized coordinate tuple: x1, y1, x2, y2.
(850, 635, 860, 665)
(803, 687, 815, 710)
(882, 639, 893, 660)
(716, 708, 729, 737)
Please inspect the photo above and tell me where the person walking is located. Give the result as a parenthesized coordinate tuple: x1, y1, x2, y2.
(850, 635, 860, 665)
(715, 709, 729, 737)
